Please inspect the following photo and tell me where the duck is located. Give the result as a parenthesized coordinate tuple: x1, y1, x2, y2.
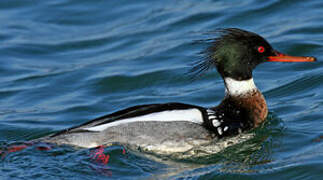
(37, 28, 316, 157)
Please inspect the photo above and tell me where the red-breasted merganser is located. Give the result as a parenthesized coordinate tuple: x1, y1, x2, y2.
(38, 28, 316, 157)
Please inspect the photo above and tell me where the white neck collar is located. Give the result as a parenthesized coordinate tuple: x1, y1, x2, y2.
(224, 77, 257, 96)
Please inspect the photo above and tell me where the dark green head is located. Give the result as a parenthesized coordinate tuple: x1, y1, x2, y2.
(192, 28, 316, 81)
(210, 28, 276, 80)
(193, 28, 275, 80)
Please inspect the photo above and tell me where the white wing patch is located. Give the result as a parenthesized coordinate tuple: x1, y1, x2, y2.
(207, 109, 222, 128)
(207, 108, 227, 136)
(212, 120, 221, 127)
(217, 127, 223, 135)
(83, 108, 204, 132)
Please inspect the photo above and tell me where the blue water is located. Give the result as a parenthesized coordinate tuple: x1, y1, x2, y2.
(1, 0, 323, 179)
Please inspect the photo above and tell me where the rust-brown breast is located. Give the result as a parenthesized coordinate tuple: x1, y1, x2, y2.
(231, 90, 268, 127)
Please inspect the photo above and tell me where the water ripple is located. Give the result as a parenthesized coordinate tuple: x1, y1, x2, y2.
(0, 0, 322, 179)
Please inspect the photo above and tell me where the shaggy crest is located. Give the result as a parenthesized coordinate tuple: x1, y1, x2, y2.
(190, 28, 270, 79)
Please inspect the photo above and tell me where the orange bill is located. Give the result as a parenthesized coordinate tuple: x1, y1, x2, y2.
(268, 51, 316, 62)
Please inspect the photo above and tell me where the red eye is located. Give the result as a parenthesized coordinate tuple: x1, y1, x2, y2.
(258, 46, 265, 53)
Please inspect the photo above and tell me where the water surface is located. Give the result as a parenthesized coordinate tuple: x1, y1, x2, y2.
(1, 0, 323, 179)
